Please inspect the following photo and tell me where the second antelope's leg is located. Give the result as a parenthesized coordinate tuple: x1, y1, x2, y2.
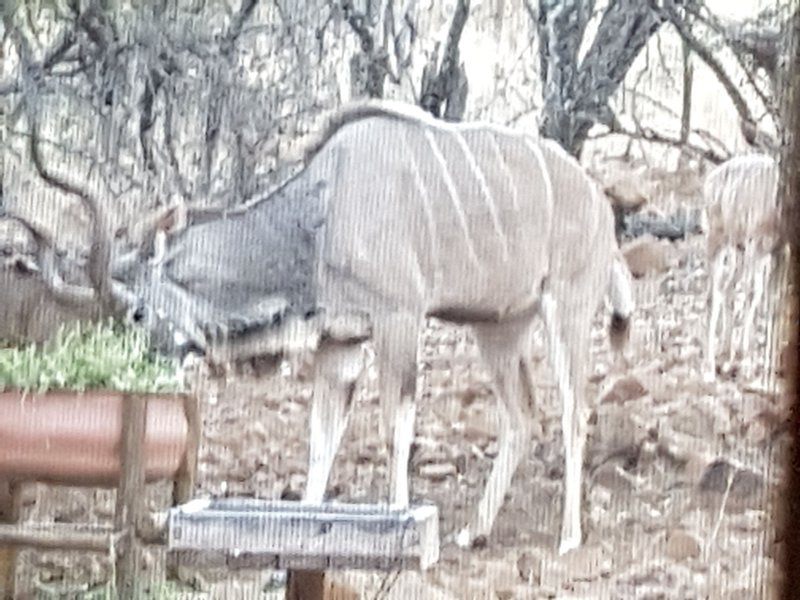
(740, 251, 772, 359)
(540, 291, 595, 555)
(762, 248, 787, 385)
(723, 247, 747, 367)
(372, 314, 422, 508)
(303, 340, 365, 504)
(456, 318, 534, 548)
(704, 247, 733, 381)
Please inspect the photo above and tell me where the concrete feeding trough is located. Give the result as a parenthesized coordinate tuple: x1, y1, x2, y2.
(167, 498, 440, 572)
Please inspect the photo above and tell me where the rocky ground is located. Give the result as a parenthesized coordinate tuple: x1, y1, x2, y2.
(13, 167, 790, 599)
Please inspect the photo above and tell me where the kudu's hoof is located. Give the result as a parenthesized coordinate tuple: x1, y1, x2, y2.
(454, 528, 487, 550)
(558, 534, 581, 555)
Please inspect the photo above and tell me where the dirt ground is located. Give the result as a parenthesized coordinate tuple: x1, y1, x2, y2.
(14, 166, 790, 598)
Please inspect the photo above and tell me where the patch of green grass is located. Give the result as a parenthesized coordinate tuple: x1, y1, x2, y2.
(0, 319, 182, 394)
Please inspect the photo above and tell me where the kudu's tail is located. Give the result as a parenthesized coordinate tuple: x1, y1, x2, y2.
(608, 253, 634, 351)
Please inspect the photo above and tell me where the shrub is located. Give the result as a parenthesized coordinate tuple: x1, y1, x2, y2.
(0, 319, 182, 393)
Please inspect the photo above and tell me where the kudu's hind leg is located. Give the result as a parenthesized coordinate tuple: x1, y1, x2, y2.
(455, 319, 534, 548)
(372, 315, 421, 508)
(303, 341, 365, 504)
(540, 291, 595, 555)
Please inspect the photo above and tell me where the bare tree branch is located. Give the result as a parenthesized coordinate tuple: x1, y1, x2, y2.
(226, 0, 259, 49)
(419, 0, 470, 120)
(653, 0, 772, 150)
(342, 0, 391, 97)
(592, 118, 729, 164)
(680, 31, 692, 151)
(681, 3, 780, 129)
(684, 1, 786, 85)
(0, 24, 79, 95)
(620, 82, 733, 158)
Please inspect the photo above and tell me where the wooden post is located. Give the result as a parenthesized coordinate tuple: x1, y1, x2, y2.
(285, 570, 327, 600)
(173, 393, 200, 506)
(114, 394, 147, 600)
(0, 481, 20, 600)
(285, 570, 362, 600)
(780, 6, 800, 600)
(167, 393, 200, 585)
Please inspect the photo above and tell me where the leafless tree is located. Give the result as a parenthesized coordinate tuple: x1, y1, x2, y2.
(532, 0, 790, 159)
(332, 0, 417, 98)
(0, 0, 344, 339)
(533, 0, 669, 156)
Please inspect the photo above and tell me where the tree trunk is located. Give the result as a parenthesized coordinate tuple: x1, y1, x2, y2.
(537, 0, 666, 156)
(419, 0, 471, 121)
(778, 6, 800, 599)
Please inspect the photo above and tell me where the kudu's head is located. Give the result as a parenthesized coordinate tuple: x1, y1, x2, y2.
(107, 201, 208, 359)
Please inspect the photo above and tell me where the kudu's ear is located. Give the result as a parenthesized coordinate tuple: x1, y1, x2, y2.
(156, 201, 188, 236)
(120, 200, 189, 261)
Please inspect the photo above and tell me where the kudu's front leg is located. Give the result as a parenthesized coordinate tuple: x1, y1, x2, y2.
(373, 314, 421, 508)
(303, 340, 365, 504)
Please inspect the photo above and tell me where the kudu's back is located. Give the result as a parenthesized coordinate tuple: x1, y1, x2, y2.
(302, 113, 555, 321)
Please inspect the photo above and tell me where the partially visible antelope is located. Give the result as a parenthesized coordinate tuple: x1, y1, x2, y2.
(703, 154, 784, 382)
(0, 216, 101, 343)
(24, 100, 635, 554)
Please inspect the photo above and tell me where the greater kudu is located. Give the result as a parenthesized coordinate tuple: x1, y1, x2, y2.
(26, 100, 636, 554)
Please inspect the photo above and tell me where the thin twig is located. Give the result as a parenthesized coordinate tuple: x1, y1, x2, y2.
(590, 120, 728, 164)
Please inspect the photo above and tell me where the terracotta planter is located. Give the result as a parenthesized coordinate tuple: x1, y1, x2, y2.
(0, 390, 192, 486)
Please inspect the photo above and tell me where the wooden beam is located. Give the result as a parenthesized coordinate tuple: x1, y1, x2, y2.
(168, 393, 201, 587)
(0, 511, 167, 551)
(173, 393, 201, 505)
(0, 522, 113, 552)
